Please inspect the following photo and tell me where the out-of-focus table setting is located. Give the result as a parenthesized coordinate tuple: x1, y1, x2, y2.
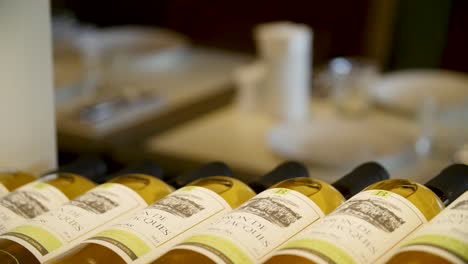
(52, 18, 252, 152)
(145, 22, 468, 182)
(53, 19, 468, 183)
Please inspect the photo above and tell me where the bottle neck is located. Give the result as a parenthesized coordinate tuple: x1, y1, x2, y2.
(424, 164, 468, 206)
(331, 162, 389, 199)
(426, 185, 449, 206)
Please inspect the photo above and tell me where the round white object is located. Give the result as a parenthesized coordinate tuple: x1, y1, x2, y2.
(371, 70, 468, 114)
(267, 119, 416, 167)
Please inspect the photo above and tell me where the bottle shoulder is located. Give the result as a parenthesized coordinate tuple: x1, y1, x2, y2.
(271, 177, 339, 196)
(107, 174, 174, 204)
(365, 179, 445, 220)
(188, 176, 256, 208)
(271, 177, 345, 214)
(41, 173, 97, 199)
(0, 170, 36, 191)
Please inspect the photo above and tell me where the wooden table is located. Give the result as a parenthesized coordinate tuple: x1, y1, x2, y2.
(146, 101, 453, 183)
(56, 48, 251, 156)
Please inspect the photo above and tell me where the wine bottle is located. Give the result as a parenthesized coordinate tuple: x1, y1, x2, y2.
(385, 164, 468, 264)
(0, 157, 105, 234)
(264, 164, 467, 264)
(0, 168, 36, 197)
(0, 161, 174, 264)
(153, 162, 389, 264)
(46, 161, 306, 264)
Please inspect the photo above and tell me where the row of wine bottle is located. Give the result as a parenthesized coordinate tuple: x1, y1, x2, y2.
(0, 160, 466, 264)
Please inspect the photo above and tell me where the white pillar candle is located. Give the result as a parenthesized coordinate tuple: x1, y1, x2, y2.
(0, 0, 57, 174)
(255, 22, 312, 123)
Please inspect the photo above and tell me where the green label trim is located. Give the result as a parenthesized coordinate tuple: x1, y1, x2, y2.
(281, 238, 357, 264)
(32, 182, 50, 189)
(182, 234, 254, 264)
(179, 186, 197, 191)
(98, 183, 117, 189)
(404, 234, 468, 261)
(91, 229, 151, 260)
(6, 225, 63, 255)
(271, 188, 290, 195)
(372, 190, 391, 197)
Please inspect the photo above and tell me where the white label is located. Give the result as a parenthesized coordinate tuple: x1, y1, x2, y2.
(171, 188, 325, 264)
(85, 186, 231, 264)
(273, 189, 427, 264)
(391, 191, 468, 263)
(0, 183, 9, 196)
(0, 183, 148, 262)
(0, 181, 68, 233)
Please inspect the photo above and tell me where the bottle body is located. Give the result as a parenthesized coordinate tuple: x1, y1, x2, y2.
(0, 173, 96, 234)
(0, 168, 36, 196)
(47, 176, 256, 264)
(153, 177, 346, 264)
(0, 174, 172, 264)
(265, 179, 445, 264)
(385, 190, 468, 264)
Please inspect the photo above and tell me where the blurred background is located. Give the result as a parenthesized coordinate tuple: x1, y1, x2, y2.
(49, 0, 468, 182)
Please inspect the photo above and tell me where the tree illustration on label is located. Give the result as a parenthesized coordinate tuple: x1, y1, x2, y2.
(332, 199, 405, 232)
(0, 191, 48, 218)
(150, 195, 205, 218)
(70, 192, 119, 214)
(237, 197, 302, 228)
(452, 200, 468, 210)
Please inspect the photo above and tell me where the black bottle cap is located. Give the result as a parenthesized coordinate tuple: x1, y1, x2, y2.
(248, 161, 309, 193)
(169, 162, 233, 188)
(332, 161, 390, 199)
(425, 164, 468, 206)
(102, 160, 164, 183)
(45, 156, 108, 183)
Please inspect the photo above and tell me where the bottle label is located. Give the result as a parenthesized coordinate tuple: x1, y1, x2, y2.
(0, 183, 9, 196)
(0, 181, 68, 233)
(393, 191, 468, 263)
(85, 186, 231, 264)
(171, 188, 326, 264)
(272, 189, 427, 264)
(0, 183, 148, 262)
